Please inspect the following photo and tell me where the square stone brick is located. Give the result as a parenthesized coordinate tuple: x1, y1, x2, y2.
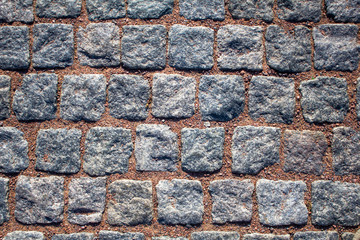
(232, 126, 280, 175)
(229, 0, 274, 22)
(121, 25, 166, 70)
(244, 234, 290, 240)
(35, 128, 81, 174)
(108, 75, 150, 121)
(300, 77, 349, 123)
(199, 75, 245, 121)
(265, 25, 312, 73)
(313, 24, 359, 71)
(179, 0, 225, 20)
(60, 74, 106, 122)
(0, 26, 29, 70)
(36, 0, 81, 18)
(325, 0, 360, 23)
(0, 0, 34, 23)
(33, 24, 74, 69)
(277, 0, 321, 22)
(15, 176, 64, 224)
(256, 179, 308, 226)
(4, 232, 45, 240)
(99, 231, 145, 240)
(0, 178, 9, 225)
(13, 74, 58, 121)
(357, 78, 360, 120)
(181, 128, 224, 173)
(156, 179, 204, 225)
(191, 232, 240, 240)
(249, 76, 295, 124)
(86, 0, 125, 21)
(153, 237, 187, 240)
(135, 124, 178, 172)
(78, 23, 120, 67)
(52, 233, 94, 240)
(294, 232, 339, 240)
(127, 0, 173, 19)
(209, 179, 254, 224)
(107, 180, 153, 226)
(84, 127, 133, 176)
(0, 75, 10, 120)
(169, 25, 214, 70)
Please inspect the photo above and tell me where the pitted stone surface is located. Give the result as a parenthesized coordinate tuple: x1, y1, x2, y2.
(0, 0, 34, 23)
(209, 179, 254, 224)
(249, 76, 295, 124)
(0, 26, 29, 70)
(244, 234, 290, 240)
(78, 23, 120, 67)
(99, 231, 145, 240)
(0, 178, 9, 225)
(0, 75, 10, 120)
(256, 179, 308, 226)
(181, 128, 225, 173)
(325, 0, 360, 23)
(4, 232, 45, 240)
(179, 0, 225, 20)
(13, 74, 58, 121)
(169, 25, 214, 70)
(33, 24, 74, 69)
(229, 0, 274, 22)
(342, 233, 354, 240)
(35, 128, 81, 174)
(199, 75, 245, 121)
(277, 0, 321, 22)
(86, 0, 125, 21)
(265, 25, 312, 73)
(300, 77, 349, 123)
(156, 179, 204, 225)
(15, 176, 64, 224)
(152, 74, 196, 119)
(357, 78, 360, 120)
(107, 180, 153, 226)
(60, 74, 106, 121)
(153, 237, 188, 240)
(191, 232, 240, 240)
(52, 233, 94, 240)
(217, 25, 263, 71)
(0, 127, 29, 174)
(36, 0, 81, 18)
(135, 124, 178, 172)
(293, 232, 339, 240)
(121, 25, 166, 70)
(128, 0, 173, 19)
(313, 24, 359, 71)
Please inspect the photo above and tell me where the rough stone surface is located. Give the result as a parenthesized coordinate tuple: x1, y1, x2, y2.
(249, 76, 295, 124)
(152, 74, 196, 119)
(0, 127, 29, 174)
(342, 233, 354, 240)
(35, 128, 81, 174)
(107, 180, 153, 226)
(217, 25, 263, 71)
(265, 25, 312, 73)
(300, 77, 349, 123)
(244, 234, 290, 240)
(153, 238, 187, 240)
(313, 24, 359, 71)
(256, 179, 308, 226)
(108, 75, 150, 121)
(156, 179, 204, 225)
(52, 233, 94, 240)
(135, 124, 178, 172)
(33, 24, 74, 69)
(199, 75, 245, 121)
(181, 128, 225, 173)
(77, 23, 120, 67)
(127, 0, 173, 19)
(86, 0, 125, 21)
(209, 179, 254, 224)
(169, 25, 214, 70)
(0, 178, 9, 225)
(325, 0, 360, 23)
(15, 176, 64, 224)
(99, 231, 145, 240)
(13, 74, 58, 121)
(0, 0, 34, 23)
(293, 232, 339, 240)
(84, 127, 133, 176)
(357, 78, 360, 120)
(229, 0, 274, 22)
(4, 232, 45, 240)
(283, 130, 327, 175)
(191, 232, 240, 240)
(60, 74, 106, 121)
(179, 0, 225, 20)
(121, 25, 166, 70)
(0, 26, 29, 70)
(277, 0, 321, 22)
(0, 75, 10, 120)
(36, 0, 82, 18)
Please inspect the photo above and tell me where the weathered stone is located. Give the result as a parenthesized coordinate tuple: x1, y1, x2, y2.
(4, 232, 45, 240)
(0, 0, 33, 23)
(256, 179, 308, 226)
(60, 74, 106, 121)
(15, 176, 64, 224)
(52, 233, 94, 240)
(217, 25, 263, 71)
(86, 0, 125, 21)
(229, 0, 274, 22)
(35, 128, 81, 174)
(313, 24, 359, 71)
(169, 25, 214, 70)
(179, 0, 225, 20)
(108, 75, 150, 121)
(153, 237, 187, 240)
(78, 23, 120, 67)
(244, 234, 290, 240)
(13, 74, 58, 121)
(325, 0, 360, 23)
(135, 124, 178, 172)
(152, 74, 196, 119)
(342, 233, 354, 240)
(0, 75, 10, 120)
(127, 0, 173, 19)
(249, 76, 295, 124)
(156, 179, 204, 225)
(107, 180, 153, 226)
(33, 24, 74, 69)
(199, 75, 245, 121)
(99, 231, 145, 240)
(36, 0, 81, 18)
(84, 127, 133, 176)
(265, 25, 312, 73)
(0, 178, 9, 225)
(300, 77, 349, 123)
(293, 232, 339, 240)
(191, 232, 240, 240)
(121, 25, 166, 70)
(357, 78, 360, 120)
(277, 0, 321, 22)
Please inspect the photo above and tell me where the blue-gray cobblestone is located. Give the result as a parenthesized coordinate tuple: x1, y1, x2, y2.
(0, 0, 34, 23)
(86, 0, 125, 21)
(36, 0, 81, 18)
(4, 232, 45, 240)
(277, 0, 321, 22)
(99, 231, 145, 240)
(0, 178, 9, 225)
(0, 75, 10, 120)
(179, 0, 225, 20)
(127, 0, 173, 19)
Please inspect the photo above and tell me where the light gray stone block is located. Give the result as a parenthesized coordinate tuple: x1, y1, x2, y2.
(277, 0, 321, 22)
(294, 232, 339, 240)
(36, 0, 81, 18)
(99, 231, 145, 240)
(229, 0, 274, 22)
(325, 0, 360, 23)
(52, 233, 94, 240)
(0, 178, 9, 225)
(127, 0, 173, 19)
(244, 234, 290, 240)
(0, 75, 10, 120)
(191, 232, 240, 240)
(86, 0, 125, 21)
(0, 0, 34, 23)
(4, 231, 45, 240)
(179, 0, 225, 20)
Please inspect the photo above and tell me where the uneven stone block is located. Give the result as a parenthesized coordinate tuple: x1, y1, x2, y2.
(169, 25, 214, 70)
(179, 0, 225, 20)
(128, 0, 173, 19)
(15, 176, 64, 224)
(157, 179, 204, 225)
(342, 233, 354, 240)
(0, 75, 10, 120)
(153, 238, 187, 240)
(0, 178, 9, 225)
(229, 0, 274, 22)
(191, 232, 240, 240)
(277, 0, 321, 22)
(244, 234, 290, 240)
(357, 78, 360, 120)
(52, 233, 94, 240)
(294, 232, 339, 240)
(99, 231, 145, 240)
(325, 0, 360, 23)
(86, 0, 125, 21)
(0, 0, 33, 23)
(36, 0, 81, 18)
(4, 232, 45, 240)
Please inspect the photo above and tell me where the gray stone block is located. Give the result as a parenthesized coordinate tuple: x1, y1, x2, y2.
(325, 0, 360, 23)
(99, 231, 145, 240)
(357, 78, 360, 120)
(35, 128, 81, 174)
(191, 232, 240, 240)
(153, 237, 187, 240)
(4, 231, 45, 240)
(229, 0, 274, 22)
(86, 0, 125, 21)
(179, 0, 225, 20)
(342, 233, 354, 240)
(0, 75, 10, 120)
(52, 233, 94, 240)
(128, 0, 173, 19)
(36, 0, 81, 18)
(294, 232, 339, 240)
(0, 178, 9, 225)
(277, 0, 321, 22)
(244, 234, 290, 240)
(13, 74, 58, 121)
(15, 176, 64, 224)
(169, 25, 214, 70)
(0, 0, 34, 23)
